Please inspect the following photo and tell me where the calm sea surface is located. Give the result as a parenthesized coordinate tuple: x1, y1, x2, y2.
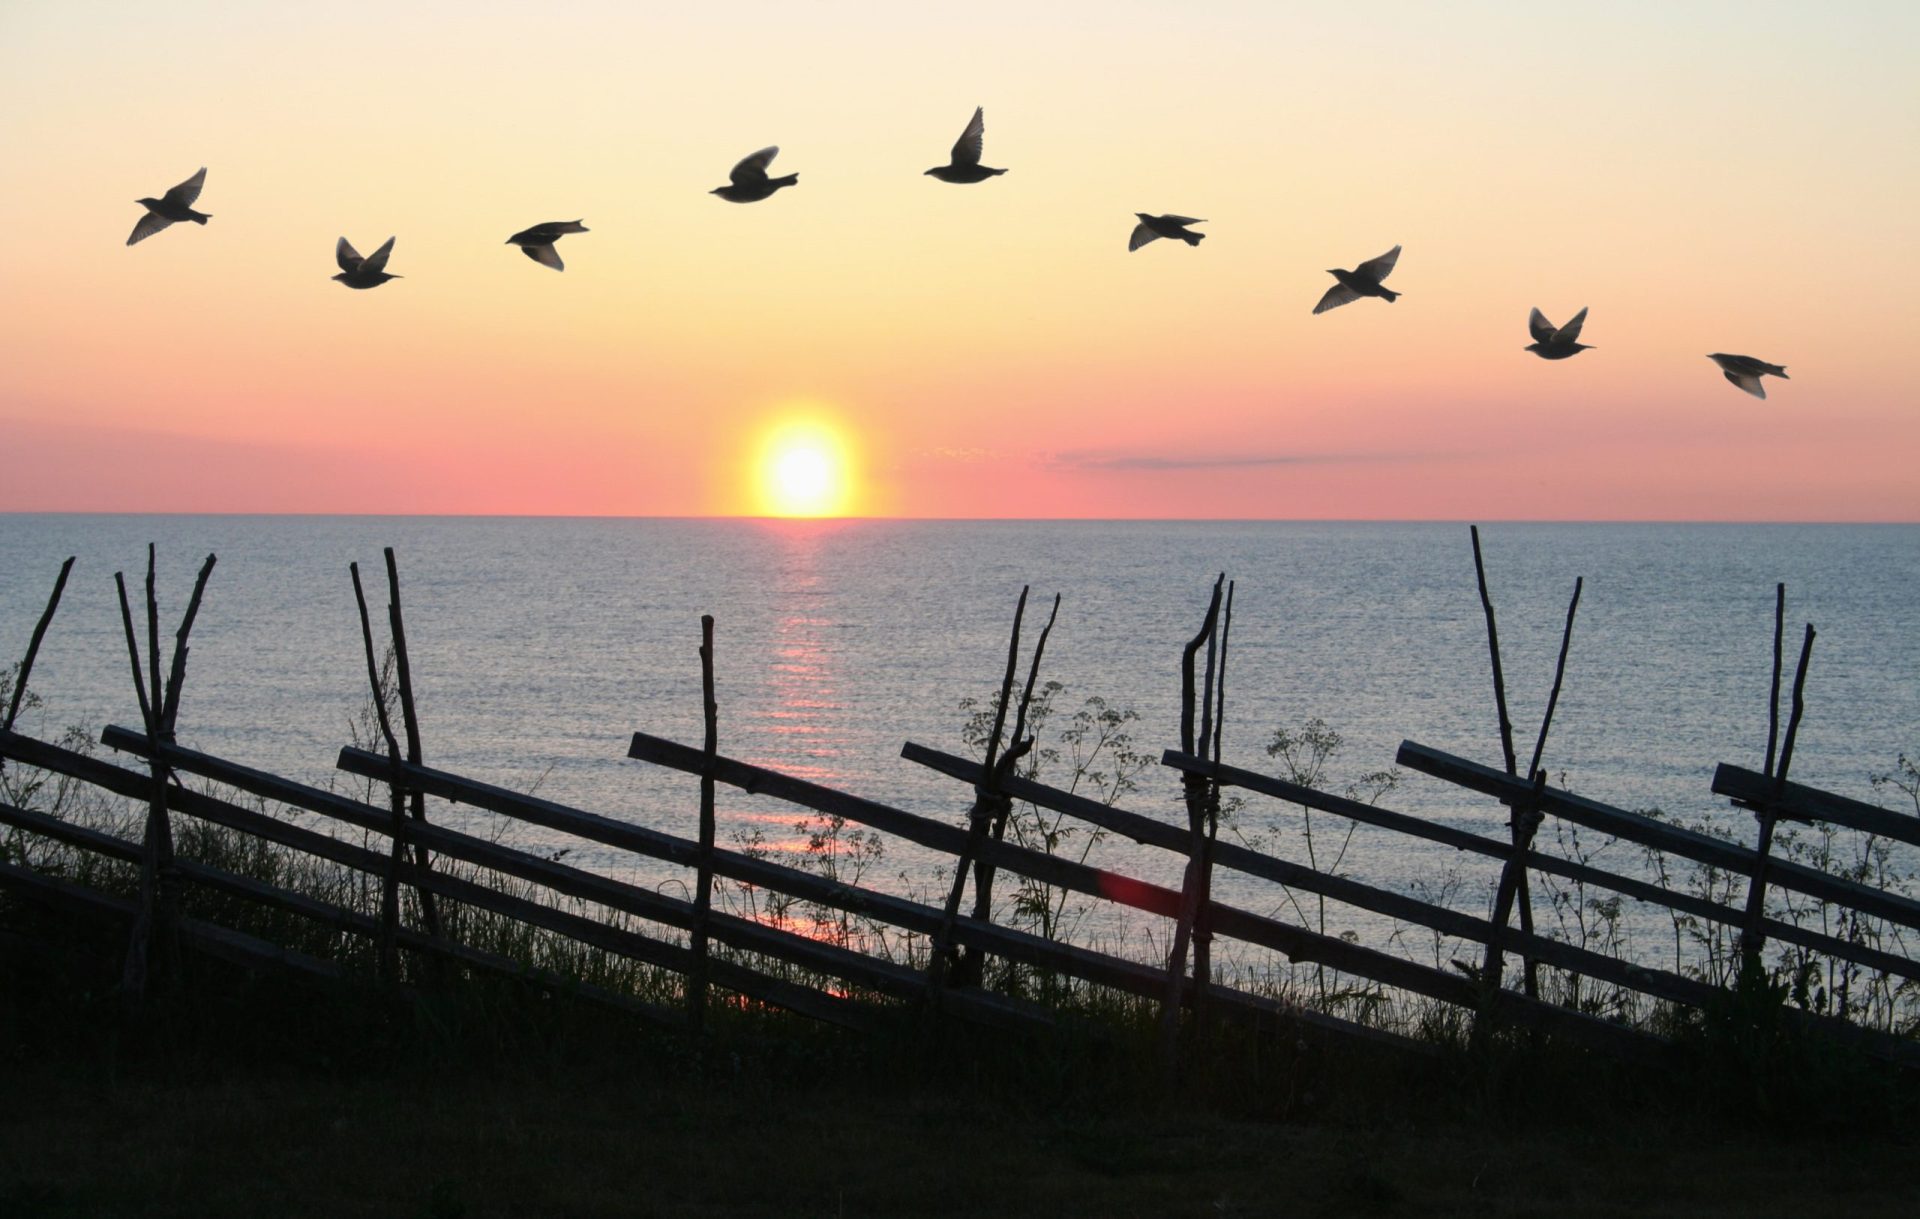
(3, 516, 1916, 964)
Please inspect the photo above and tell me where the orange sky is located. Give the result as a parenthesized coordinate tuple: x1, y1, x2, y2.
(1, 1, 1915, 520)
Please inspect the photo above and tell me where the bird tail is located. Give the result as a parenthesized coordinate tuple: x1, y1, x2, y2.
(772, 173, 799, 187)
(1773, 365, 1789, 379)
(1182, 231, 1204, 246)
(192, 213, 210, 224)
(1380, 287, 1399, 302)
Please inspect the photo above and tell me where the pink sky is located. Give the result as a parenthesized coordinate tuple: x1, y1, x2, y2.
(1, 2, 1915, 520)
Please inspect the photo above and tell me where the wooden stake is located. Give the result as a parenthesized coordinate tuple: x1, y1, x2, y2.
(1469, 528, 1541, 998)
(958, 592, 1060, 978)
(1764, 584, 1785, 778)
(1158, 574, 1224, 1069)
(2, 557, 75, 742)
(689, 614, 718, 1030)
(350, 562, 406, 981)
(113, 551, 215, 999)
(1470, 527, 1519, 777)
(928, 587, 1028, 994)
(1742, 623, 1816, 969)
(1190, 579, 1233, 1043)
(383, 549, 440, 939)
(144, 547, 162, 751)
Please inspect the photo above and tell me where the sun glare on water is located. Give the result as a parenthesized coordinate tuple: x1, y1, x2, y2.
(755, 421, 854, 517)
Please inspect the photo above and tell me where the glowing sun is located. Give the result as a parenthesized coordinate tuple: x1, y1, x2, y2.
(755, 421, 854, 517)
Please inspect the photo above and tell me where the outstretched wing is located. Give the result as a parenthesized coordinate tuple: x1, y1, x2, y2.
(730, 146, 779, 186)
(1528, 308, 1556, 343)
(522, 243, 564, 271)
(514, 220, 589, 243)
(1723, 370, 1767, 400)
(1555, 307, 1588, 344)
(1356, 244, 1401, 282)
(127, 212, 174, 246)
(163, 167, 207, 208)
(335, 236, 363, 272)
(1313, 282, 1362, 314)
(1128, 222, 1160, 252)
(362, 236, 396, 274)
(1160, 215, 1205, 226)
(950, 107, 985, 167)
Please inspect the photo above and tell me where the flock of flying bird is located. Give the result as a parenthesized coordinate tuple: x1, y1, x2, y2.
(124, 107, 1793, 401)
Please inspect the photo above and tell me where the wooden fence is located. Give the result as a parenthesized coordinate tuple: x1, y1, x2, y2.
(2, 537, 1916, 1074)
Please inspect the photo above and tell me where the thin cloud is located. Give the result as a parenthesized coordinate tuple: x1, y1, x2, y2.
(1046, 449, 1418, 472)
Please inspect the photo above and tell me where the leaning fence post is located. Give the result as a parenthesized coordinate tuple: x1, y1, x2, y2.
(2, 558, 75, 750)
(383, 549, 441, 940)
(1189, 580, 1233, 1046)
(954, 593, 1058, 989)
(927, 588, 1029, 996)
(688, 614, 719, 1030)
(1471, 573, 1582, 1041)
(1741, 622, 1816, 974)
(115, 548, 215, 999)
(1158, 574, 1224, 1070)
(351, 562, 407, 981)
(1470, 526, 1540, 998)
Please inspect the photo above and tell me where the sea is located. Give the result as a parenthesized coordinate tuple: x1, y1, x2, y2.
(3, 516, 1916, 971)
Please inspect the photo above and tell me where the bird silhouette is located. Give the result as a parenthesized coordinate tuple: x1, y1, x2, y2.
(925, 107, 1006, 183)
(1526, 307, 1593, 359)
(1708, 353, 1789, 399)
(1129, 214, 1205, 251)
(1313, 245, 1401, 313)
(507, 220, 588, 271)
(333, 236, 401, 289)
(710, 147, 798, 202)
(127, 168, 210, 246)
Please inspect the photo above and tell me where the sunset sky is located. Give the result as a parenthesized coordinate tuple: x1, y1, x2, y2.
(1, 1, 1914, 520)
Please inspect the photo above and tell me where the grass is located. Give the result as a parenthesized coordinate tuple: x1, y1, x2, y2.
(3, 898, 1919, 1219)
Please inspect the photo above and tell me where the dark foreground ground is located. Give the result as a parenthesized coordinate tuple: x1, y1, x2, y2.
(3, 921, 1917, 1218)
(6, 1057, 1919, 1219)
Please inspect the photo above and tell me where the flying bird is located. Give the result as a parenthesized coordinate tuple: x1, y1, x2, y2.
(506, 220, 588, 271)
(1708, 353, 1789, 399)
(1313, 245, 1401, 313)
(925, 107, 1006, 183)
(1129, 214, 1205, 251)
(710, 146, 798, 203)
(1525, 307, 1593, 359)
(127, 168, 211, 246)
(333, 236, 401, 289)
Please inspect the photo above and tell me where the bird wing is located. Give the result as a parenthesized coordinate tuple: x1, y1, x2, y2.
(1528, 308, 1556, 343)
(1555, 307, 1589, 343)
(362, 237, 396, 274)
(1128, 223, 1160, 252)
(730, 146, 779, 186)
(1723, 370, 1767, 400)
(127, 212, 174, 246)
(1160, 215, 1205, 226)
(949, 107, 986, 167)
(522, 243, 564, 271)
(335, 237, 363, 271)
(163, 167, 207, 207)
(515, 220, 587, 243)
(1313, 283, 1362, 314)
(1356, 244, 1401, 282)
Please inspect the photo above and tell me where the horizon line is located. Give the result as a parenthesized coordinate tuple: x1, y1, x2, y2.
(3, 511, 1916, 527)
